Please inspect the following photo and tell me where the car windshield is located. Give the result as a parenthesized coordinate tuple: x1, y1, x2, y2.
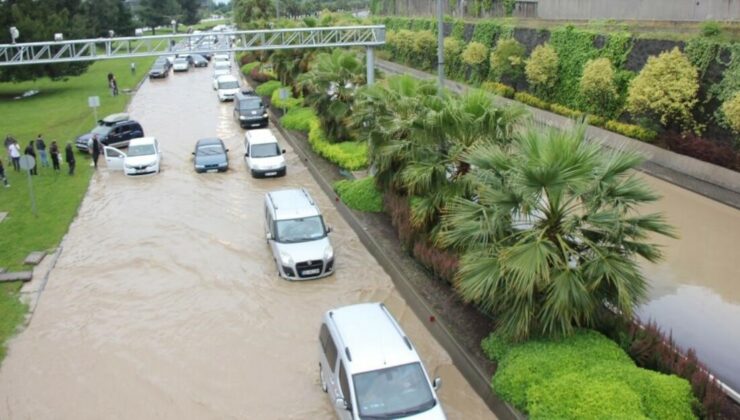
(274, 216, 325, 243)
(91, 125, 113, 136)
(151, 64, 166, 70)
(218, 80, 239, 89)
(239, 99, 263, 110)
(250, 143, 280, 158)
(175, 58, 188, 64)
(127, 144, 156, 157)
(197, 144, 224, 156)
(353, 363, 436, 419)
(214, 62, 230, 70)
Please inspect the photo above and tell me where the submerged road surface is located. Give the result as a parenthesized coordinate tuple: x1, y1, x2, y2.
(0, 66, 494, 419)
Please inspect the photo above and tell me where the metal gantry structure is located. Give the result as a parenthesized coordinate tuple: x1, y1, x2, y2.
(0, 25, 386, 84)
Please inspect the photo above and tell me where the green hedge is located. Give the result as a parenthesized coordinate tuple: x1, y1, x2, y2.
(483, 330, 697, 420)
(605, 119, 658, 142)
(241, 62, 260, 76)
(271, 87, 303, 110)
(255, 80, 282, 97)
(514, 92, 551, 111)
(280, 107, 317, 132)
(333, 177, 383, 212)
(308, 120, 368, 171)
(481, 81, 515, 98)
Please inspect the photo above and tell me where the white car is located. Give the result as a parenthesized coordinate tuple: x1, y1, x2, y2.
(213, 53, 231, 67)
(244, 129, 286, 177)
(215, 75, 240, 102)
(103, 137, 162, 176)
(173, 57, 190, 72)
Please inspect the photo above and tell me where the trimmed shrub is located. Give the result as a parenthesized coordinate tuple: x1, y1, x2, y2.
(481, 332, 510, 362)
(489, 38, 526, 83)
(411, 30, 437, 70)
(241, 62, 260, 76)
(626, 47, 699, 131)
(605, 120, 658, 142)
(271, 88, 303, 110)
(586, 114, 607, 127)
(525, 43, 559, 98)
(481, 81, 515, 98)
(280, 107, 317, 132)
(514, 92, 550, 111)
(250, 66, 274, 83)
(580, 57, 618, 117)
(308, 120, 368, 170)
(255, 80, 282, 97)
(461, 41, 488, 66)
(444, 37, 464, 78)
(334, 176, 383, 212)
(722, 92, 740, 134)
(550, 103, 583, 119)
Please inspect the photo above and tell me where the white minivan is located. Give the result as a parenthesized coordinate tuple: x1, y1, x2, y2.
(244, 129, 286, 177)
(215, 75, 239, 101)
(319, 303, 446, 420)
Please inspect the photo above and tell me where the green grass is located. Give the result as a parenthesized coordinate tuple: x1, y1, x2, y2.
(190, 19, 230, 31)
(0, 56, 154, 361)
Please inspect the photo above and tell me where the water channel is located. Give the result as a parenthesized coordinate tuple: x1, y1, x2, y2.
(0, 66, 494, 419)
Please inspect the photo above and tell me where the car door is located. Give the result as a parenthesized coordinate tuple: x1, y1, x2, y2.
(244, 139, 252, 169)
(110, 125, 131, 147)
(334, 361, 354, 420)
(103, 146, 125, 171)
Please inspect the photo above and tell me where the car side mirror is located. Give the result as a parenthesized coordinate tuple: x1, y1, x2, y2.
(334, 397, 349, 411)
(244, 152, 249, 157)
(433, 377, 442, 391)
(326, 226, 332, 234)
(225, 148, 229, 152)
(282, 149, 286, 154)
(191, 152, 195, 155)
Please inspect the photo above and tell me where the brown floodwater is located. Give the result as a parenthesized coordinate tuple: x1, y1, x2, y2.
(637, 175, 740, 391)
(0, 67, 494, 419)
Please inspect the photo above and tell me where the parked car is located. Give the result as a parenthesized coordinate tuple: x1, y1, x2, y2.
(102, 137, 162, 176)
(193, 137, 229, 173)
(264, 188, 334, 280)
(75, 113, 144, 152)
(190, 54, 208, 67)
(244, 129, 285, 177)
(319, 303, 446, 420)
(215, 75, 240, 101)
(234, 91, 269, 128)
(213, 53, 231, 68)
(149, 59, 170, 78)
(173, 57, 190, 72)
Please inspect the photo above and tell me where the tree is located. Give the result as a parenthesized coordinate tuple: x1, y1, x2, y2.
(579, 57, 618, 117)
(439, 123, 676, 340)
(525, 43, 559, 100)
(81, 0, 135, 37)
(138, 0, 182, 35)
(722, 92, 740, 136)
(232, 0, 274, 27)
(178, 0, 201, 24)
(489, 38, 526, 84)
(626, 47, 699, 131)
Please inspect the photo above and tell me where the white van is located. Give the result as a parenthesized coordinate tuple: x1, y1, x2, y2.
(215, 75, 239, 101)
(244, 129, 285, 177)
(319, 303, 446, 420)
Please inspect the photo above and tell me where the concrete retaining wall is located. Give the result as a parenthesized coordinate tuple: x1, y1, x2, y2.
(538, 0, 739, 21)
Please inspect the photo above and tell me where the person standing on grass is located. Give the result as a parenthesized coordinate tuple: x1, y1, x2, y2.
(50, 140, 60, 172)
(4, 134, 15, 157)
(24, 141, 37, 175)
(35, 134, 49, 168)
(9, 140, 21, 171)
(0, 159, 9, 187)
(91, 135, 102, 169)
(65, 142, 76, 175)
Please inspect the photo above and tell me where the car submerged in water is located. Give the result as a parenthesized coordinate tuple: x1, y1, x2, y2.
(75, 113, 144, 152)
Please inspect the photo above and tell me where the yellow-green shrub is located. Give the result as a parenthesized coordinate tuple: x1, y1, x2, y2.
(721, 92, 740, 134)
(255, 80, 282, 97)
(525, 43, 559, 96)
(411, 30, 437, 70)
(605, 120, 658, 142)
(444, 37, 463, 61)
(481, 81, 515, 98)
(489, 38, 526, 82)
(586, 114, 607, 127)
(308, 120, 368, 170)
(271, 87, 303, 110)
(626, 47, 699, 130)
(241, 62, 260, 76)
(334, 176, 383, 212)
(580, 58, 618, 117)
(514, 92, 550, 110)
(461, 41, 488, 66)
(550, 103, 583, 119)
(280, 107, 317, 132)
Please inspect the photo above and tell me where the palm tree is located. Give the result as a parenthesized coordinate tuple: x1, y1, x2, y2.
(439, 123, 676, 340)
(297, 49, 365, 142)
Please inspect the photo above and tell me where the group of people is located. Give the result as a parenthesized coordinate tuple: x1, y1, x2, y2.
(2, 134, 77, 187)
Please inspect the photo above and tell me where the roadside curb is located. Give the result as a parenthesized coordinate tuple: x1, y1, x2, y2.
(268, 108, 523, 420)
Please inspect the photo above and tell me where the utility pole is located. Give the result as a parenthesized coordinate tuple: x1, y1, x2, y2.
(437, 0, 444, 94)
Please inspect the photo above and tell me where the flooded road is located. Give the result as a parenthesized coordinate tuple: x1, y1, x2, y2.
(0, 67, 494, 419)
(638, 175, 740, 390)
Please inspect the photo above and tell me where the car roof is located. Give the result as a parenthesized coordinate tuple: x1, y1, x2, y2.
(216, 75, 237, 82)
(196, 137, 223, 147)
(266, 188, 321, 220)
(102, 113, 129, 124)
(246, 129, 277, 145)
(128, 137, 156, 146)
(327, 303, 420, 374)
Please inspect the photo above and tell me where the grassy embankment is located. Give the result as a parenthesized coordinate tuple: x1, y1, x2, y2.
(0, 56, 154, 361)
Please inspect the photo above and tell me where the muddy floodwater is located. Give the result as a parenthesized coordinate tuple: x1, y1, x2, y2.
(0, 68, 494, 419)
(638, 175, 740, 391)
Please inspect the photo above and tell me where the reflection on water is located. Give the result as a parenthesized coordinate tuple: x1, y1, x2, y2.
(638, 174, 740, 390)
(0, 67, 494, 419)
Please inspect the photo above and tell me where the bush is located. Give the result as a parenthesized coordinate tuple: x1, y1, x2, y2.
(525, 43, 559, 98)
(481, 81, 515, 98)
(411, 240, 459, 283)
(489, 330, 697, 419)
(700, 21, 722, 37)
(489, 38, 526, 83)
(461, 41, 488, 66)
(255, 80, 282, 97)
(250, 66, 274, 83)
(722, 92, 740, 134)
(586, 114, 607, 127)
(514, 92, 550, 110)
(334, 176, 383, 212)
(550, 103, 583, 119)
(308, 120, 368, 170)
(280, 107, 317, 132)
(663, 130, 738, 169)
(271, 88, 303, 110)
(241, 62, 260, 76)
(580, 57, 618, 117)
(444, 37, 464, 77)
(605, 120, 658, 142)
(481, 332, 510, 361)
(626, 47, 699, 131)
(411, 30, 437, 70)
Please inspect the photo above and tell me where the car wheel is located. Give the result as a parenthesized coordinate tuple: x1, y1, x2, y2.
(319, 364, 328, 393)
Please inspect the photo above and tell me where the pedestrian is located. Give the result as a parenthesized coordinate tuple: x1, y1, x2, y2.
(50, 140, 60, 172)
(112, 76, 119, 96)
(8, 140, 21, 171)
(107, 72, 114, 86)
(24, 141, 37, 175)
(35, 134, 49, 168)
(91, 135, 102, 169)
(0, 159, 9, 188)
(4, 134, 15, 156)
(65, 142, 76, 175)
(130, 62, 136, 74)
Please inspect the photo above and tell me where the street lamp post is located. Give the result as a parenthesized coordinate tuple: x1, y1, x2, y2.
(10, 26, 19, 44)
(171, 20, 177, 34)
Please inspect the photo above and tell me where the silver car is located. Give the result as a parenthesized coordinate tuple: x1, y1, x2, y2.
(264, 188, 334, 280)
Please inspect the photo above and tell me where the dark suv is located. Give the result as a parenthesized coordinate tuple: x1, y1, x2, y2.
(75, 113, 144, 152)
(233, 90, 268, 128)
